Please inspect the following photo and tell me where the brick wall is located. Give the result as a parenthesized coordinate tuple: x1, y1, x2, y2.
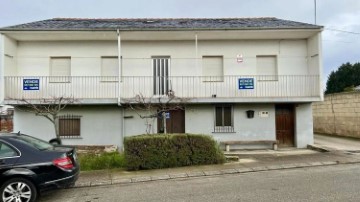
(313, 92, 360, 138)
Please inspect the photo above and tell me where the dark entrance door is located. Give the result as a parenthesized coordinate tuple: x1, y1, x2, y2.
(275, 104, 295, 147)
(158, 110, 185, 133)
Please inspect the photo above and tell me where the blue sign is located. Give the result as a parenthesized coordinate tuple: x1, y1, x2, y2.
(23, 79, 40, 90)
(238, 78, 254, 89)
(165, 112, 170, 119)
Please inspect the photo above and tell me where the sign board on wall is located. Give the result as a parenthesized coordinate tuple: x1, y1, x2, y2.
(238, 78, 254, 89)
(23, 79, 40, 90)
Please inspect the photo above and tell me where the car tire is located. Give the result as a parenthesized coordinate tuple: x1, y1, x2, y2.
(0, 178, 37, 202)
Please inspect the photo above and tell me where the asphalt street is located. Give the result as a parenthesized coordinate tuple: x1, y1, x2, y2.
(39, 164, 360, 202)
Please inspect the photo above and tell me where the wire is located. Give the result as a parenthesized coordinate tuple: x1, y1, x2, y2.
(325, 28, 360, 35)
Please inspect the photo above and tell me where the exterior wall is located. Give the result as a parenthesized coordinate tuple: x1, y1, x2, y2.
(295, 103, 314, 148)
(123, 108, 158, 137)
(307, 33, 323, 100)
(185, 104, 276, 148)
(313, 92, 360, 138)
(13, 39, 310, 77)
(13, 105, 124, 149)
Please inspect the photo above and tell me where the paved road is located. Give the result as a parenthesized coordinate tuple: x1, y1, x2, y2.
(40, 164, 360, 202)
(314, 133, 360, 151)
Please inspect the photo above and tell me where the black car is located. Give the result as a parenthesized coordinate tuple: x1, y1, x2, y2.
(0, 133, 79, 202)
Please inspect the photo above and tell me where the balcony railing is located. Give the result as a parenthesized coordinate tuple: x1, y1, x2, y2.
(4, 75, 320, 102)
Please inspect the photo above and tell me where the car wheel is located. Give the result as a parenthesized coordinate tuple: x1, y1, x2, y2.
(0, 178, 37, 202)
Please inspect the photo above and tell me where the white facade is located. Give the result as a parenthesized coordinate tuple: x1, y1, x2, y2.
(0, 22, 323, 150)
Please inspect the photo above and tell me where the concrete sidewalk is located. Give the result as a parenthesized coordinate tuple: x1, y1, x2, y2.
(73, 148, 360, 188)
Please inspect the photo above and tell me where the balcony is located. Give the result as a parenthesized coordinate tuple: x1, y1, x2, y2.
(3, 75, 321, 104)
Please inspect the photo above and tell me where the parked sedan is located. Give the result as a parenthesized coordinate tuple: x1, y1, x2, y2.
(0, 133, 79, 202)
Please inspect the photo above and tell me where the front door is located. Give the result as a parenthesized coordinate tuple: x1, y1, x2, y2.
(158, 109, 185, 134)
(153, 57, 170, 96)
(275, 104, 295, 147)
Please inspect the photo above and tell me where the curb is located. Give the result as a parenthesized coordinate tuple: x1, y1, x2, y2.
(73, 160, 360, 188)
(307, 144, 332, 152)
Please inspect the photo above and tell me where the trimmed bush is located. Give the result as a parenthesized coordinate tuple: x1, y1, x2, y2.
(124, 134, 225, 170)
(79, 152, 126, 171)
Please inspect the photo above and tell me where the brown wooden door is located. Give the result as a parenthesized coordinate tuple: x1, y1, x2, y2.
(158, 110, 185, 133)
(275, 104, 295, 147)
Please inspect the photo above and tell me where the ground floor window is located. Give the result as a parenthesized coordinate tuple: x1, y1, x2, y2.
(214, 105, 234, 133)
(58, 114, 81, 138)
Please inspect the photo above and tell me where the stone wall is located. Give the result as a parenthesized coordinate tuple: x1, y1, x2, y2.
(313, 92, 360, 138)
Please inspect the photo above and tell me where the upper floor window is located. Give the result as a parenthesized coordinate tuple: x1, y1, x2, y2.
(101, 56, 119, 82)
(50, 57, 71, 83)
(256, 55, 278, 81)
(202, 56, 224, 82)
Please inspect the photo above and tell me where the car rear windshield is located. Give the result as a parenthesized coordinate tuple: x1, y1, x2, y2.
(14, 135, 54, 151)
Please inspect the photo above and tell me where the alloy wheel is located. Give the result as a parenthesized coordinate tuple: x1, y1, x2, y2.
(2, 182, 32, 202)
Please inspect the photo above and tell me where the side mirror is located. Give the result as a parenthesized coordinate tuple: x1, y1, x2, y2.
(49, 138, 62, 145)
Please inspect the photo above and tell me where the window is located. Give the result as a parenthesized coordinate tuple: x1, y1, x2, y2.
(50, 57, 71, 82)
(153, 57, 170, 95)
(256, 55, 277, 81)
(214, 105, 234, 133)
(12, 135, 53, 151)
(202, 56, 224, 82)
(101, 56, 119, 81)
(0, 142, 18, 158)
(59, 115, 81, 138)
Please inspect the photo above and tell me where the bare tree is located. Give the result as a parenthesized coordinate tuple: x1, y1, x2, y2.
(14, 96, 77, 143)
(124, 92, 188, 134)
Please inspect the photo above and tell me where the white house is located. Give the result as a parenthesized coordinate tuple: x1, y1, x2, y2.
(0, 18, 323, 150)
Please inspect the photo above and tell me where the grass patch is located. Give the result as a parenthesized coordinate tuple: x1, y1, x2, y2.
(78, 152, 126, 171)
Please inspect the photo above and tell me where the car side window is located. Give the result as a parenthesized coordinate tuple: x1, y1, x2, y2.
(0, 142, 18, 158)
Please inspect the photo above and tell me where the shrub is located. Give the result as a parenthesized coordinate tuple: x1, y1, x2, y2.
(124, 134, 225, 170)
(79, 152, 126, 171)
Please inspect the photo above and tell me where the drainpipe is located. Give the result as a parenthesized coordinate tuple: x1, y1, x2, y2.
(117, 29, 125, 151)
(117, 29, 122, 106)
(195, 33, 198, 70)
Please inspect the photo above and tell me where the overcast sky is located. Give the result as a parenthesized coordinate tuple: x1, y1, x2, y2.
(1, 0, 359, 84)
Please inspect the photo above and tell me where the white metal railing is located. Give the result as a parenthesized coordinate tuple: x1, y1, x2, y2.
(4, 75, 320, 101)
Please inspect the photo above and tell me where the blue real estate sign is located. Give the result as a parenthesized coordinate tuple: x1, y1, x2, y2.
(238, 78, 254, 89)
(23, 79, 40, 90)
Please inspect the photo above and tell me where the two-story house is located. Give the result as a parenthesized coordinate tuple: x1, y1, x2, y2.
(0, 18, 323, 150)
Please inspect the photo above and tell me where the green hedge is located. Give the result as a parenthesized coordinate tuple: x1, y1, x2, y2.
(124, 134, 225, 170)
(79, 152, 126, 171)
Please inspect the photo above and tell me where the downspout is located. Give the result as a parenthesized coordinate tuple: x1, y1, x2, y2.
(117, 29, 122, 106)
(195, 33, 198, 70)
(117, 29, 125, 151)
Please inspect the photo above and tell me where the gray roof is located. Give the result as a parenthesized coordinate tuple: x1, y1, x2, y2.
(0, 18, 322, 31)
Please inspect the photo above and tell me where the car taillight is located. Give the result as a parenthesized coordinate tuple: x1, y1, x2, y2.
(53, 156, 74, 170)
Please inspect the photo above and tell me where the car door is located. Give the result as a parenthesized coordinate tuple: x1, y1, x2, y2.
(0, 141, 20, 172)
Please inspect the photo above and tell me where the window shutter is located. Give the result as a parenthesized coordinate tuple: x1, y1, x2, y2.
(202, 56, 223, 81)
(51, 57, 71, 76)
(101, 57, 118, 78)
(256, 56, 277, 80)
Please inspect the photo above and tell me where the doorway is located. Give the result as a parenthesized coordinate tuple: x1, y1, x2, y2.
(275, 104, 295, 147)
(157, 109, 185, 134)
